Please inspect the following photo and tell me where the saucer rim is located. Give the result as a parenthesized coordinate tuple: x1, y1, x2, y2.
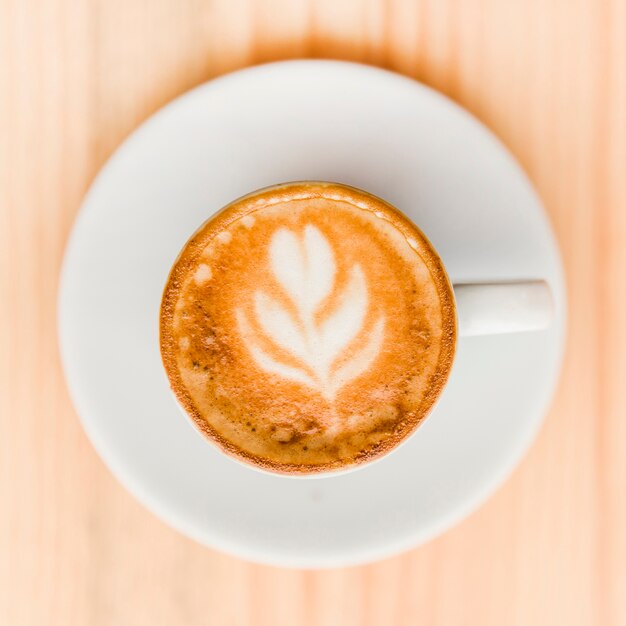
(58, 59, 567, 568)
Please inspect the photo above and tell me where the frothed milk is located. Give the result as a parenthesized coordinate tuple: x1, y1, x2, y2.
(160, 182, 456, 474)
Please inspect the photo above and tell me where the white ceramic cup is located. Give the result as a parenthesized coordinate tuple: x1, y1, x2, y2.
(164, 182, 554, 477)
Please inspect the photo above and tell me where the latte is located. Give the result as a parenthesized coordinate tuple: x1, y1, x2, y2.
(160, 182, 456, 474)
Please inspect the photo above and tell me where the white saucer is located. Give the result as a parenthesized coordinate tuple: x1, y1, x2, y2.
(58, 61, 565, 568)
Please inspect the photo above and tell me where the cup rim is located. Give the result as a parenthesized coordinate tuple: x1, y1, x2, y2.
(159, 180, 458, 477)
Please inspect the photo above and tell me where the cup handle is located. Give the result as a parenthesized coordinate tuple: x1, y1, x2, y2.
(453, 281, 554, 336)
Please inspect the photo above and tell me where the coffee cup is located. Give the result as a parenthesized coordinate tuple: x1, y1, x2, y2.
(160, 182, 553, 476)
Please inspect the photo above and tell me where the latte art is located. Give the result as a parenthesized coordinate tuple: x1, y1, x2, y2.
(236, 225, 384, 401)
(160, 182, 456, 474)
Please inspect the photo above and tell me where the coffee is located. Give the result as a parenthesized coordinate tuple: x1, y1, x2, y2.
(160, 182, 456, 474)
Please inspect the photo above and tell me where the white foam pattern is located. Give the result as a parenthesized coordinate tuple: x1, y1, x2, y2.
(236, 224, 385, 400)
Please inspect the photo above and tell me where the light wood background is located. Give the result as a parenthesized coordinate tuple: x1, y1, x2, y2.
(1, 1, 625, 624)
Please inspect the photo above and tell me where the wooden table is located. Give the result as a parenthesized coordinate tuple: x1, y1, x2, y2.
(1, 1, 625, 624)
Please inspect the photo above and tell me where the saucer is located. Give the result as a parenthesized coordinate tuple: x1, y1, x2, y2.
(58, 60, 565, 568)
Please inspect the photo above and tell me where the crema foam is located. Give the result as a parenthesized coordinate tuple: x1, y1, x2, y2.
(160, 182, 456, 474)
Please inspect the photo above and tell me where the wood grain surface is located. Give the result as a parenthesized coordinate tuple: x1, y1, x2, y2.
(1, 1, 625, 624)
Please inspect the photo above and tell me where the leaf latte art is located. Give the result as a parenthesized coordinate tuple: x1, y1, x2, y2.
(236, 225, 384, 400)
(160, 182, 456, 474)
